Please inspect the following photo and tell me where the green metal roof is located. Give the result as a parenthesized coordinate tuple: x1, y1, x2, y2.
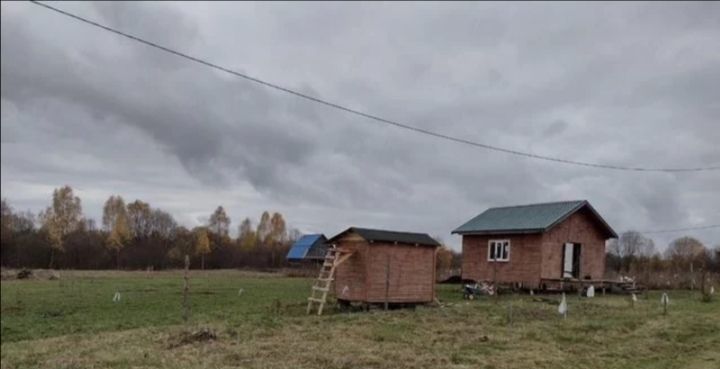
(452, 200, 617, 238)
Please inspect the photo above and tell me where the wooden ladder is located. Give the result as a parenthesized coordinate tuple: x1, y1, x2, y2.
(306, 246, 353, 315)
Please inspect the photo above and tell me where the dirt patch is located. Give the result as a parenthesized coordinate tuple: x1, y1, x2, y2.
(2, 305, 24, 314)
(168, 327, 218, 348)
(17, 269, 33, 279)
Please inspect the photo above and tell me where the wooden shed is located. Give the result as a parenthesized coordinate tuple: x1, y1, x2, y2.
(327, 227, 440, 305)
(452, 200, 617, 289)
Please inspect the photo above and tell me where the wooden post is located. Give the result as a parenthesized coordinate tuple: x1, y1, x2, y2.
(384, 253, 390, 311)
(493, 251, 498, 303)
(578, 280, 583, 298)
(507, 300, 513, 327)
(182, 255, 190, 323)
(690, 263, 695, 290)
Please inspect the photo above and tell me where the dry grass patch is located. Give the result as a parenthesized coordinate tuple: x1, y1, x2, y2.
(2, 272, 719, 369)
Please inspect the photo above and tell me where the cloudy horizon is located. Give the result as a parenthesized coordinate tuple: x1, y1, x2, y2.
(2, 1, 719, 250)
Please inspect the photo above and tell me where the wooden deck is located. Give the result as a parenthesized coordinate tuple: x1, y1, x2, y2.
(539, 278, 645, 294)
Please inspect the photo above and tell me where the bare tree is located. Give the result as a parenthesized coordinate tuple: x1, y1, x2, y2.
(609, 231, 655, 272)
(666, 236, 708, 269)
(127, 200, 152, 239)
(208, 206, 231, 239)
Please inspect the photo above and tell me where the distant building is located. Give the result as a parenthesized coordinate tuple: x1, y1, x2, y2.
(286, 234, 328, 262)
(328, 227, 440, 305)
(453, 200, 617, 289)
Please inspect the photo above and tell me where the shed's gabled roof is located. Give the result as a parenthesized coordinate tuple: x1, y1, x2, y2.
(452, 200, 617, 238)
(286, 234, 327, 260)
(328, 227, 440, 247)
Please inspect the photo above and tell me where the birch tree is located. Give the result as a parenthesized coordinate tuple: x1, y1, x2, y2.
(40, 186, 82, 268)
(103, 195, 130, 269)
(195, 227, 211, 270)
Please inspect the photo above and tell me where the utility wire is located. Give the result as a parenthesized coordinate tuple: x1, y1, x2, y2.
(29, 1, 720, 173)
(638, 224, 720, 234)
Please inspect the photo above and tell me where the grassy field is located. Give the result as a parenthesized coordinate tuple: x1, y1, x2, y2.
(1, 270, 719, 369)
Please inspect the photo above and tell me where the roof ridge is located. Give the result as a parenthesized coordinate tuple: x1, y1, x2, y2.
(351, 226, 431, 236)
(487, 200, 586, 211)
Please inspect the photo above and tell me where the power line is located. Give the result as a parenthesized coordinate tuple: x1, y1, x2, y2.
(638, 224, 720, 235)
(28, 1, 720, 173)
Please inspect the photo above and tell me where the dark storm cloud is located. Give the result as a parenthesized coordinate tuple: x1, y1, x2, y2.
(1, 2, 719, 249)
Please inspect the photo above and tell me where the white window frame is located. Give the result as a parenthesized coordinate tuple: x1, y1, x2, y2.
(487, 239, 510, 262)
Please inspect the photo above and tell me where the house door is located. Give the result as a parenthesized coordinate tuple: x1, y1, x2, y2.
(562, 243, 581, 279)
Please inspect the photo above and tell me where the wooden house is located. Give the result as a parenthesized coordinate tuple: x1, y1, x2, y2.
(452, 200, 617, 289)
(327, 227, 440, 305)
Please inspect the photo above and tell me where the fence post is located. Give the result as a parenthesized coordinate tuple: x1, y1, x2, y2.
(182, 254, 191, 323)
(493, 252, 498, 303)
(384, 253, 390, 311)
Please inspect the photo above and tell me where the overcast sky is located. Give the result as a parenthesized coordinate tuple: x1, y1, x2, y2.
(2, 2, 719, 250)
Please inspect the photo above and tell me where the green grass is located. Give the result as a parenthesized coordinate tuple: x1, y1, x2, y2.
(0, 270, 312, 343)
(1, 270, 719, 369)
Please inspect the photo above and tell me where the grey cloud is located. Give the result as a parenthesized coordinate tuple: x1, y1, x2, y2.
(2, 2, 719, 250)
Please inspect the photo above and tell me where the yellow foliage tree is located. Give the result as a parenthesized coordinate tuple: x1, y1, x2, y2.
(103, 195, 130, 269)
(238, 218, 256, 250)
(195, 227, 211, 270)
(40, 186, 83, 269)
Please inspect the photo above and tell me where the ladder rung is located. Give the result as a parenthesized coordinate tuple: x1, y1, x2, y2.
(307, 247, 344, 315)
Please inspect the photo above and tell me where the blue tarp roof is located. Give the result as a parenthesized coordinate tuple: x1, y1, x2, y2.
(286, 234, 326, 260)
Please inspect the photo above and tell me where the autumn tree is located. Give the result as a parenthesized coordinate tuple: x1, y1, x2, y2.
(103, 195, 131, 269)
(665, 236, 708, 269)
(267, 212, 287, 267)
(256, 211, 272, 247)
(436, 246, 454, 277)
(194, 227, 211, 270)
(208, 206, 231, 241)
(40, 186, 82, 268)
(126, 200, 152, 239)
(1, 199, 12, 258)
(238, 218, 256, 250)
(269, 213, 287, 244)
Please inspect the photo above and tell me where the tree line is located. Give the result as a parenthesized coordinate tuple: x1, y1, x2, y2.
(0, 185, 301, 270)
(606, 230, 720, 286)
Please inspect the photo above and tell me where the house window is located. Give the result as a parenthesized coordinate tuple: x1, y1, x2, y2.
(488, 240, 510, 262)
